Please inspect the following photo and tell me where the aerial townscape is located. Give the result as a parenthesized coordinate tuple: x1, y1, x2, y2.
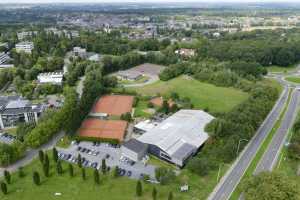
(0, 1, 300, 200)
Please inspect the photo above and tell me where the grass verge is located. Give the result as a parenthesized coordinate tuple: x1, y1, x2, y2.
(230, 88, 292, 200)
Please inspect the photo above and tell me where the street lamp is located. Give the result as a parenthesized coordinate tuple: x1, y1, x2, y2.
(236, 139, 249, 156)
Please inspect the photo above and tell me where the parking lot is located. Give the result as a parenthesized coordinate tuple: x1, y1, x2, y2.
(57, 141, 156, 180)
(0, 132, 16, 144)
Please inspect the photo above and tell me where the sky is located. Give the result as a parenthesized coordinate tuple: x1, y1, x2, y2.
(0, 0, 300, 3)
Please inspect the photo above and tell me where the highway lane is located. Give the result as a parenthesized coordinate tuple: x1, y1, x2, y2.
(208, 86, 289, 200)
(254, 89, 300, 174)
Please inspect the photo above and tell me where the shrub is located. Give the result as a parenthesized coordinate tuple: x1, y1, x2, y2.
(68, 164, 74, 177)
(155, 167, 175, 185)
(81, 168, 86, 180)
(94, 169, 100, 184)
(33, 171, 40, 185)
(52, 148, 58, 162)
(56, 161, 63, 175)
(4, 170, 11, 184)
(0, 182, 7, 195)
(136, 180, 142, 196)
(18, 167, 25, 178)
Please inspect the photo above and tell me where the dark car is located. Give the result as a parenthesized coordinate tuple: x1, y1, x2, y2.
(127, 171, 132, 177)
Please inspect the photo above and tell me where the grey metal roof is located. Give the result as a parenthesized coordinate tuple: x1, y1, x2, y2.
(137, 109, 214, 158)
(171, 143, 196, 160)
(123, 139, 148, 153)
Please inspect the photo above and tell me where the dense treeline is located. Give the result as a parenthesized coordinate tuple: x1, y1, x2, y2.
(75, 31, 172, 56)
(0, 141, 26, 166)
(198, 30, 300, 67)
(0, 69, 14, 90)
(25, 87, 79, 148)
(102, 51, 177, 74)
(188, 82, 279, 175)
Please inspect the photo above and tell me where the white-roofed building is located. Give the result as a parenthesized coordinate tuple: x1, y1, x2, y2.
(37, 71, 63, 85)
(123, 110, 214, 167)
(16, 42, 34, 54)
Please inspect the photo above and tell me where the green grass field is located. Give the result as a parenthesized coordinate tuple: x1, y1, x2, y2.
(129, 76, 249, 113)
(285, 76, 300, 84)
(267, 64, 297, 73)
(0, 152, 231, 200)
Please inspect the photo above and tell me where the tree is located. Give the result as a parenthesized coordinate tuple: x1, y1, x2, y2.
(77, 154, 82, 168)
(136, 180, 142, 197)
(113, 166, 119, 178)
(0, 182, 7, 195)
(242, 172, 300, 200)
(152, 187, 157, 200)
(56, 161, 63, 175)
(42, 154, 50, 177)
(168, 191, 173, 200)
(101, 159, 107, 174)
(4, 170, 11, 184)
(18, 167, 25, 178)
(52, 148, 58, 162)
(81, 168, 86, 180)
(94, 169, 100, 184)
(68, 164, 74, 177)
(155, 167, 175, 185)
(33, 171, 40, 185)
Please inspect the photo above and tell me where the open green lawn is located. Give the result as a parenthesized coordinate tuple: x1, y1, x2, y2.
(0, 152, 230, 200)
(134, 100, 154, 118)
(129, 76, 249, 113)
(285, 76, 300, 84)
(267, 64, 297, 73)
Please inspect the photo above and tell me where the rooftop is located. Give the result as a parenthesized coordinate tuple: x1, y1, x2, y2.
(137, 109, 214, 158)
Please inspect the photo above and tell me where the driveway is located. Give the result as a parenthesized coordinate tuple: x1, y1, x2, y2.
(123, 75, 159, 88)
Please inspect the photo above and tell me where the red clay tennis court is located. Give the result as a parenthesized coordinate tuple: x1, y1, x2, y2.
(92, 95, 134, 116)
(78, 118, 128, 142)
(150, 97, 174, 107)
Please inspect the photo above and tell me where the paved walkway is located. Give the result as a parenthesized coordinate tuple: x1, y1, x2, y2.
(122, 75, 159, 88)
(0, 132, 65, 176)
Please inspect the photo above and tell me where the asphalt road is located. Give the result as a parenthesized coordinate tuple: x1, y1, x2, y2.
(254, 89, 300, 174)
(208, 86, 289, 200)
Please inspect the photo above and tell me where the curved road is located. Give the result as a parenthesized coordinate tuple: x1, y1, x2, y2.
(208, 86, 289, 200)
(0, 132, 64, 177)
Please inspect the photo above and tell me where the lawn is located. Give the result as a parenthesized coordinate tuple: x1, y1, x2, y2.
(285, 76, 300, 84)
(267, 64, 297, 73)
(129, 76, 249, 113)
(0, 151, 230, 200)
(134, 100, 154, 118)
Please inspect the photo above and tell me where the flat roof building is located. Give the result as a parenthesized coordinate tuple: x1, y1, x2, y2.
(37, 71, 63, 85)
(0, 96, 45, 129)
(16, 42, 34, 54)
(127, 110, 214, 167)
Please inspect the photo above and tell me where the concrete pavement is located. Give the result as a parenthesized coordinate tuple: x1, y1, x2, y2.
(208, 86, 289, 200)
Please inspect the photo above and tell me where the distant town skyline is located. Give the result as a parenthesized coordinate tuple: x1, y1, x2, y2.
(1, 0, 300, 4)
